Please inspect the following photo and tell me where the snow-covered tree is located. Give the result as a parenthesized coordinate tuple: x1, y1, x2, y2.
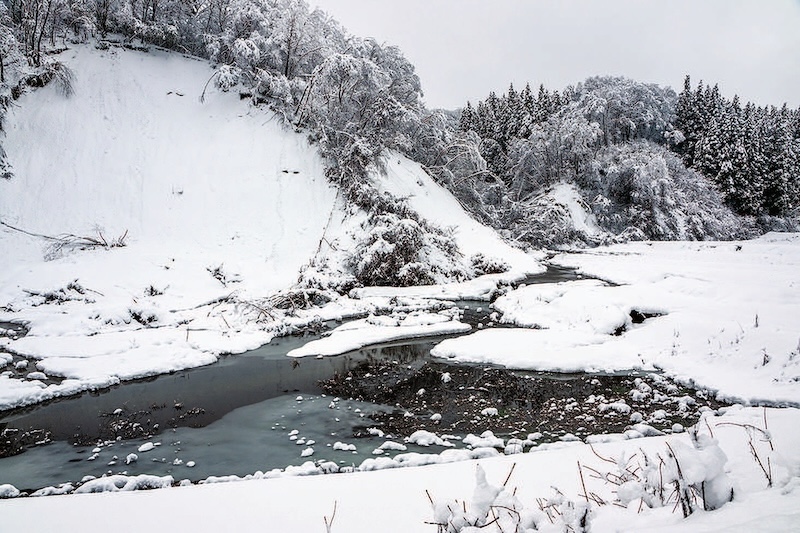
(0, 5, 21, 82)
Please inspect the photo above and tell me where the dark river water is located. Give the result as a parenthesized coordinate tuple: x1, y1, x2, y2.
(0, 266, 602, 492)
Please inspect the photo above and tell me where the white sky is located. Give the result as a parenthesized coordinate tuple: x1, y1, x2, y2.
(312, 0, 800, 110)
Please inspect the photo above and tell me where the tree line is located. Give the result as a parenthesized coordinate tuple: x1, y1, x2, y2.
(674, 77, 800, 216)
(457, 75, 800, 220)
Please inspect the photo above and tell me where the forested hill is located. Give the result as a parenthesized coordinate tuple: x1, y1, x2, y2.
(455, 77, 800, 245)
(0, 0, 428, 188)
(1, 0, 798, 252)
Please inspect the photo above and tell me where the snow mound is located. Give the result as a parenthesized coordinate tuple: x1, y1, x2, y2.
(288, 311, 470, 358)
(73, 474, 174, 494)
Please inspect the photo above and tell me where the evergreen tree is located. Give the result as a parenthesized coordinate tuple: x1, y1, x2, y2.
(504, 82, 521, 140)
(459, 101, 476, 132)
(674, 75, 700, 166)
(519, 82, 535, 137)
(762, 105, 798, 215)
(534, 84, 551, 123)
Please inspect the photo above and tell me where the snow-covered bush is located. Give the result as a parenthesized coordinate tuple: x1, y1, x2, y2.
(470, 253, 509, 276)
(12, 61, 75, 99)
(590, 427, 734, 517)
(430, 428, 735, 532)
(343, 187, 466, 287)
(428, 465, 588, 533)
(584, 142, 749, 241)
(348, 211, 464, 287)
(512, 193, 584, 248)
(350, 213, 428, 283)
(296, 262, 359, 295)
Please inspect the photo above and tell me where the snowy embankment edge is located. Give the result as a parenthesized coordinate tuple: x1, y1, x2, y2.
(287, 312, 472, 358)
(1, 406, 798, 533)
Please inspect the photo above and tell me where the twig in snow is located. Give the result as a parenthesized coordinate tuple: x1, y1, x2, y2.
(199, 70, 219, 103)
(502, 463, 516, 487)
(588, 443, 616, 465)
(578, 461, 590, 504)
(323, 500, 337, 533)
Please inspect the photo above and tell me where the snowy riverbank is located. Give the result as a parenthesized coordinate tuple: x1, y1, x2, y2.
(2, 406, 798, 532)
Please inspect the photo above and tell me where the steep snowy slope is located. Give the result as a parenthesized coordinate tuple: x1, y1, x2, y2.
(1, 44, 337, 293)
(0, 44, 341, 407)
(0, 44, 540, 410)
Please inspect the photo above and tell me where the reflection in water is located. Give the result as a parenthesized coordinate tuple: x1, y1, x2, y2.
(1, 338, 437, 445)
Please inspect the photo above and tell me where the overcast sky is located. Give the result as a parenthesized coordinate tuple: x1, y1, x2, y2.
(311, 0, 800, 110)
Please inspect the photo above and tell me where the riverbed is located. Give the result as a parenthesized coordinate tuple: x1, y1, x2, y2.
(0, 266, 725, 494)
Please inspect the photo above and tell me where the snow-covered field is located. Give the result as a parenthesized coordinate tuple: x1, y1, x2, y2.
(2, 44, 800, 532)
(433, 233, 800, 406)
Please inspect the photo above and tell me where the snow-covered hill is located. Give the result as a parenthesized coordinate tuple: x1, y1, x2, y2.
(1, 43, 338, 292)
(0, 43, 539, 410)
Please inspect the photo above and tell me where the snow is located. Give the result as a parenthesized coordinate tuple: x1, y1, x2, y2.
(548, 182, 605, 239)
(2, 406, 799, 531)
(436, 233, 800, 405)
(287, 311, 471, 357)
(406, 430, 455, 447)
(432, 327, 643, 372)
(463, 431, 504, 449)
(73, 474, 174, 494)
(0, 484, 21, 498)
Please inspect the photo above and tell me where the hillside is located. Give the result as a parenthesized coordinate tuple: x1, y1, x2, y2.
(0, 43, 540, 409)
